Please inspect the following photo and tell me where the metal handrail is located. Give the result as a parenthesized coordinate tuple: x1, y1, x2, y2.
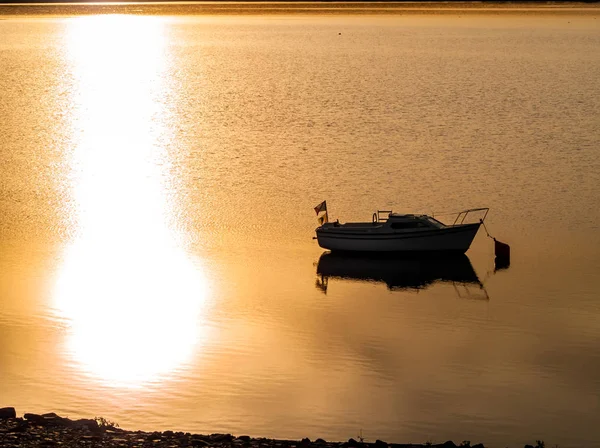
(452, 207, 489, 226)
(376, 210, 392, 222)
(371, 208, 489, 225)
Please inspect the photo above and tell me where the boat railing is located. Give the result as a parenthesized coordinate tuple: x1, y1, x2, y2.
(373, 208, 489, 225)
(374, 210, 392, 223)
(451, 207, 489, 225)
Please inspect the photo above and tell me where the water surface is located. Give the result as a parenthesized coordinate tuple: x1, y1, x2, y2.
(1, 5, 599, 448)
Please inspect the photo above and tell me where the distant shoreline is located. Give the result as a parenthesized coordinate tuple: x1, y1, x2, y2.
(0, 0, 598, 3)
(0, 0, 598, 16)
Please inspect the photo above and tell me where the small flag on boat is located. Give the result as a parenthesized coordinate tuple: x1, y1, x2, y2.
(318, 212, 329, 225)
(314, 200, 327, 215)
(314, 201, 328, 225)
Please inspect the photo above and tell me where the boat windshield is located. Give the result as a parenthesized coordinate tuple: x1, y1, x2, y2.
(426, 216, 446, 228)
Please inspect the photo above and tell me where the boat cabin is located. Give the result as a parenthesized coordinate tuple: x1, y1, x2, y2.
(385, 213, 446, 230)
(326, 210, 447, 231)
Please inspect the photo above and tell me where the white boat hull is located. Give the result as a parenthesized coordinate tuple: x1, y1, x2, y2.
(316, 223, 481, 253)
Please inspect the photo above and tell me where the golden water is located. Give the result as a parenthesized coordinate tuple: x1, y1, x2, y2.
(1, 5, 599, 447)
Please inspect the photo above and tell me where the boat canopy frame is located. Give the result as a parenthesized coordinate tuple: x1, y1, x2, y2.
(372, 207, 489, 226)
(451, 207, 489, 225)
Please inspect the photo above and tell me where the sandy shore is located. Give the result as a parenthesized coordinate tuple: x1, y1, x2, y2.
(0, 408, 487, 448)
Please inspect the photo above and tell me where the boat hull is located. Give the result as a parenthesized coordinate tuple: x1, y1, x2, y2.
(316, 223, 481, 253)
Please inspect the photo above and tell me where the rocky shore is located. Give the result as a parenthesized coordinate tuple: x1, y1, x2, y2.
(1, 407, 487, 448)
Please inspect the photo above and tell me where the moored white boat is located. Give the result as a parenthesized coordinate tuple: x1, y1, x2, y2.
(315, 207, 489, 253)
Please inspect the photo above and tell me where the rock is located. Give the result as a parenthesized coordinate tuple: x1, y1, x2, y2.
(72, 418, 99, 431)
(24, 413, 45, 425)
(211, 433, 234, 443)
(23, 413, 98, 431)
(347, 438, 359, 447)
(41, 413, 60, 419)
(301, 438, 311, 445)
(472, 444, 484, 448)
(524, 445, 534, 448)
(315, 439, 327, 444)
(442, 442, 457, 448)
(375, 440, 387, 448)
(191, 438, 210, 447)
(238, 435, 252, 442)
(146, 432, 162, 441)
(0, 407, 16, 419)
(163, 430, 174, 437)
(39, 414, 64, 426)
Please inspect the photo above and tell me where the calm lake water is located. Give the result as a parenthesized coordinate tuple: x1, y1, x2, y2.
(1, 4, 599, 447)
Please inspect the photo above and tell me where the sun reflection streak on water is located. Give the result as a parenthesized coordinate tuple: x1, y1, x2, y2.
(53, 15, 208, 388)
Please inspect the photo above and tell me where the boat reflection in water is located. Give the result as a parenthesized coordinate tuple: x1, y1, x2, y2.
(315, 252, 488, 299)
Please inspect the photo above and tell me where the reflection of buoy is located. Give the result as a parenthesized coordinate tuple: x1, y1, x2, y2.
(494, 238, 510, 271)
(494, 238, 510, 260)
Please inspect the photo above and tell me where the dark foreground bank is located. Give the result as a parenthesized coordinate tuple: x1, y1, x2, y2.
(0, 408, 491, 448)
